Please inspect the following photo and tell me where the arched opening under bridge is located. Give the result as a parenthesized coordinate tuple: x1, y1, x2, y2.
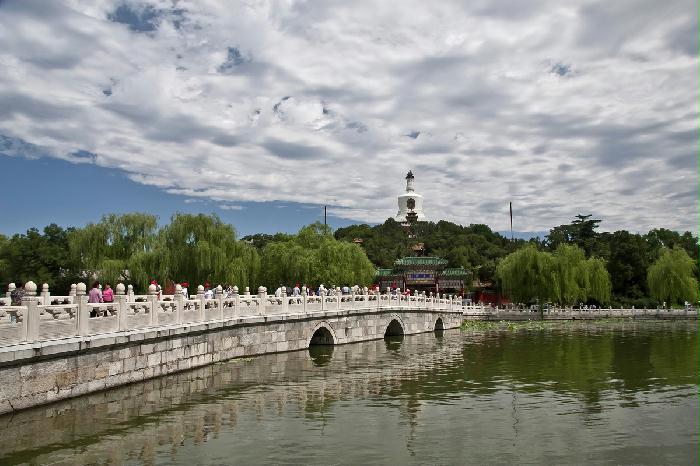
(384, 319, 404, 337)
(434, 317, 444, 331)
(309, 326, 335, 346)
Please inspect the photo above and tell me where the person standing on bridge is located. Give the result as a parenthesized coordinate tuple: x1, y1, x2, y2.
(102, 283, 114, 303)
(88, 281, 102, 304)
(10, 282, 25, 306)
(203, 283, 213, 300)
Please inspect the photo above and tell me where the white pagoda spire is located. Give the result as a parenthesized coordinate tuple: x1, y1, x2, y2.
(395, 170, 426, 222)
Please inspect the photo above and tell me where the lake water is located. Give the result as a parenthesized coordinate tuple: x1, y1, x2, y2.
(1, 320, 697, 465)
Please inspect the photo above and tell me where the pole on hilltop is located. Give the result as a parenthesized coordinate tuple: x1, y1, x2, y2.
(509, 201, 513, 241)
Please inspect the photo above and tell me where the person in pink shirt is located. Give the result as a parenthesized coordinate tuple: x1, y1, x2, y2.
(102, 283, 114, 303)
(88, 281, 102, 303)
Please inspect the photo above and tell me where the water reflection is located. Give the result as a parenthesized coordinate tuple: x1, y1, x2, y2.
(308, 344, 334, 366)
(0, 321, 697, 465)
(384, 334, 404, 351)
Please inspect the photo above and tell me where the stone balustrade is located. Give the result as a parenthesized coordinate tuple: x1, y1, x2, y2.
(0, 282, 460, 347)
(462, 304, 698, 320)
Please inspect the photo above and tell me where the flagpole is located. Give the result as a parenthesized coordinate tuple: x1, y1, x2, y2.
(509, 201, 513, 241)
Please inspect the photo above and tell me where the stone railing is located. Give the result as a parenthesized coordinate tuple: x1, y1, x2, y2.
(462, 304, 699, 320)
(0, 282, 460, 347)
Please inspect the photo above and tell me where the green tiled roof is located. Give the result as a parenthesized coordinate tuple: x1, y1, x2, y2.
(395, 256, 448, 267)
(376, 268, 396, 277)
(440, 267, 470, 277)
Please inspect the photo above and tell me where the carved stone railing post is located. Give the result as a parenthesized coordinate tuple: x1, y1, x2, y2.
(258, 286, 267, 315)
(232, 285, 239, 318)
(174, 284, 184, 324)
(115, 283, 128, 331)
(243, 286, 251, 316)
(148, 283, 158, 326)
(302, 286, 307, 314)
(281, 287, 288, 314)
(6, 283, 15, 302)
(215, 285, 224, 320)
(127, 284, 134, 302)
(76, 282, 89, 336)
(197, 285, 205, 321)
(40, 283, 50, 305)
(320, 289, 326, 311)
(336, 287, 342, 310)
(21, 281, 39, 342)
(69, 283, 76, 299)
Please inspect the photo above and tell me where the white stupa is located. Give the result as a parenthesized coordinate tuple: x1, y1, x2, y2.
(395, 170, 426, 222)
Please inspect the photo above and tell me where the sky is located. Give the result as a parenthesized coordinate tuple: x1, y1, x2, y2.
(0, 0, 698, 237)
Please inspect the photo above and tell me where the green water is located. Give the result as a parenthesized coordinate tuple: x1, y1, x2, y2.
(1, 321, 697, 465)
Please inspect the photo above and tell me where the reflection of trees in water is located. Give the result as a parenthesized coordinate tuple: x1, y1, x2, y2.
(0, 322, 696, 464)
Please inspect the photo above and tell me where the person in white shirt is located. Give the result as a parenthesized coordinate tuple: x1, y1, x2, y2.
(204, 285, 214, 300)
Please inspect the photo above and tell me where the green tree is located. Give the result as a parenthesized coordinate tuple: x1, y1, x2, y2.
(497, 244, 611, 305)
(496, 244, 558, 304)
(158, 213, 260, 289)
(647, 247, 698, 307)
(0, 225, 77, 293)
(69, 213, 159, 289)
(261, 222, 375, 288)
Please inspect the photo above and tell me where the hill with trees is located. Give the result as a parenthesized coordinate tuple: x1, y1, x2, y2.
(0, 212, 696, 307)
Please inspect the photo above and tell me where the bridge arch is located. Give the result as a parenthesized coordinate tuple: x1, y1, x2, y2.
(308, 321, 338, 347)
(434, 317, 444, 331)
(384, 314, 405, 337)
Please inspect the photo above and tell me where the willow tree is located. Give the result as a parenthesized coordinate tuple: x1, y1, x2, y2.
(260, 222, 375, 288)
(584, 256, 611, 304)
(496, 244, 558, 304)
(69, 213, 159, 289)
(551, 244, 611, 305)
(157, 213, 260, 289)
(497, 244, 611, 305)
(647, 247, 698, 306)
(552, 244, 588, 305)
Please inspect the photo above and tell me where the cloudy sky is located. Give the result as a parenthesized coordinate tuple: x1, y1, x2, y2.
(0, 0, 697, 236)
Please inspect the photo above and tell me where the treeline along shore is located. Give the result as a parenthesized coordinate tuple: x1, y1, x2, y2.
(0, 213, 697, 308)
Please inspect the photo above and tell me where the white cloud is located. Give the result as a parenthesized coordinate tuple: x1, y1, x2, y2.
(219, 204, 244, 211)
(0, 0, 697, 233)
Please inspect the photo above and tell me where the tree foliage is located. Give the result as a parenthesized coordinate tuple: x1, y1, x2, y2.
(68, 213, 159, 286)
(335, 219, 523, 282)
(497, 244, 611, 305)
(0, 224, 76, 291)
(260, 222, 375, 288)
(158, 213, 260, 289)
(647, 247, 698, 306)
(496, 244, 558, 303)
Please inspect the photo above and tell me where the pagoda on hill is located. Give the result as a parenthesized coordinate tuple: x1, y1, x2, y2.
(373, 169, 470, 294)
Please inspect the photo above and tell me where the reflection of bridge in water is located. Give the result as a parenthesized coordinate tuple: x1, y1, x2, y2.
(0, 330, 467, 464)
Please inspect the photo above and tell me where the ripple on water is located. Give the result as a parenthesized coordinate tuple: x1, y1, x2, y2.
(0, 321, 697, 465)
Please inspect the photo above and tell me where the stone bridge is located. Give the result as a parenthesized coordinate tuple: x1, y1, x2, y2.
(0, 282, 463, 415)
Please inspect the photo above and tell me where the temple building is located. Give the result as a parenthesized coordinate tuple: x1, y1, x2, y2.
(395, 171, 426, 222)
(376, 257, 470, 294)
